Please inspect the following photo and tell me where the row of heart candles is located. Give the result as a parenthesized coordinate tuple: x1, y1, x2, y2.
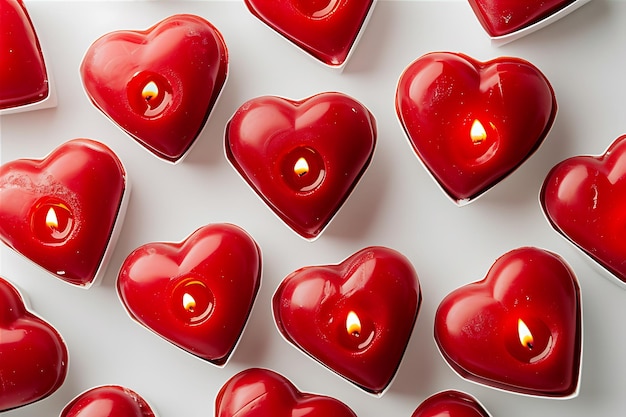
(1, 0, 621, 416)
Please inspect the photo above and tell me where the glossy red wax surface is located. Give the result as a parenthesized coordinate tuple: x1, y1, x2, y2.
(434, 247, 582, 397)
(0, 277, 68, 412)
(243, 0, 374, 66)
(0, 139, 127, 287)
(61, 385, 156, 417)
(0, 0, 49, 109)
(396, 52, 556, 204)
(468, 0, 577, 36)
(411, 390, 491, 417)
(226, 92, 376, 240)
(117, 223, 261, 365)
(80, 14, 228, 162)
(216, 368, 357, 417)
(272, 246, 421, 394)
(541, 135, 626, 284)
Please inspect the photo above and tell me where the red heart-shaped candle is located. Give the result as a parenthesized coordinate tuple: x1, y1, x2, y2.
(80, 14, 228, 163)
(0, 0, 50, 111)
(272, 246, 421, 394)
(117, 223, 261, 366)
(216, 368, 357, 417)
(243, 0, 375, 67)
(0, 276, 68, 412)
(396, 52, 556, 205)
(0, 139, 128, 287)
(60, 385, 156, 417)
(411, 390, 491, 417)
(434, 247, 582, 398)
(226, 92, 376, 240)
(541, 135, 626, 285)
(467, 0, 578, 37)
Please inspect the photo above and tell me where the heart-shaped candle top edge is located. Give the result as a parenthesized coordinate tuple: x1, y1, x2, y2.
(0, 138, 128, 287)
(411, 390, 492, 417)
(243, 0, 375, 67)
(225, 92, 377, 240)
(117, 223, 262, 366)
(396, 51, 556, 204)
(0, 276, 69, 412)
(215, 368, 358, 417)
(0, 0, 49, 110)
(272, 246, 421, 395)
(80, 13, 228, 163)
(467, 0, 579, 37)
(60, 385, 156, 417)
(541, 134, 626, 285)
(434, 246, 582, 398)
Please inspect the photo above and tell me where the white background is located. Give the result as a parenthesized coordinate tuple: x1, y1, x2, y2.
(1, 0, 625, 416)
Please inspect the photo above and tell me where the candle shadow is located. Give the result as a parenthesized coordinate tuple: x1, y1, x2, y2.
(227, 264, 278, 368)
(475, 110, 576, 210)
(341, 0, 397, 75)
(182, 71, 243, 167)
(386, 307, 441, 398)
(323, 142, 392, 241)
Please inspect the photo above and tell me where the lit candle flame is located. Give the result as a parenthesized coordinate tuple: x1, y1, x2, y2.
(470, 119, 487, 144)
(182, 292, 196, 313)
(518, 318, 534, 349)
(294, 157, 309, 177)
(142, 81, 159, 102)
(45, 207, 58, 229)
(346, 311, 361, 337)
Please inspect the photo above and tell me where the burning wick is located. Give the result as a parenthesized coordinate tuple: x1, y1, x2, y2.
(346, 311, 361, 337)
(45, 207, 59, 230)
(182, 292, 196, 313)
(518, 318, 534, 349)
(142, 81, 159, 102)
(470, 119, 487, 144)
(294, 157, 309, 177)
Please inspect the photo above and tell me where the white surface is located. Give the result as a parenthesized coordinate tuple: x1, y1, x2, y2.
(1, 1, 625, 416)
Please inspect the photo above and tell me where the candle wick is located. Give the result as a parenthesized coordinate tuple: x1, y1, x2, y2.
(526, 342, 534, 350)
(351, 331, 360, 338)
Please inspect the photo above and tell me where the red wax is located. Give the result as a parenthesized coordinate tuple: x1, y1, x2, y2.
(243, 0, 375, 66)
(216, 368, 357, 417)
(226, 92, 376, 240)
(61, 385, 156, 417)
(117, 224, 261, 366)
(396, 52, 556, 204)
(0, 0, 49, 109)
(273, 246, 421, 394)
(411, 390, 491, 417)
(0, 277, 68, 412)
(0, 139, 127, 287)
(468, 0, 577, 37)
(541, 134, 626, 284)
(434, 247, 582, 397)
(80, 14, 228, 162)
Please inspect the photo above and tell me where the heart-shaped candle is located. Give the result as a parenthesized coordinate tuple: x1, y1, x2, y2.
(225, 92, 376, 240)
(0, 139, 128, 287)
(216, 368, 357, 417)
(396, 52, 556, 205)
(243, 0, 375, 67)
(272, 246, 421, 395)
(60, 385, 156, 417)
(467, 0, 591, 41)
(411, 390, 491, 417)
(117, 223, 261, 366)
(0, 276, 68, 412)
(541, 134, 626, 286)
(434, 247, 582, 398)
(80, 14, 228, 163)
(0, 0, 54, 113)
